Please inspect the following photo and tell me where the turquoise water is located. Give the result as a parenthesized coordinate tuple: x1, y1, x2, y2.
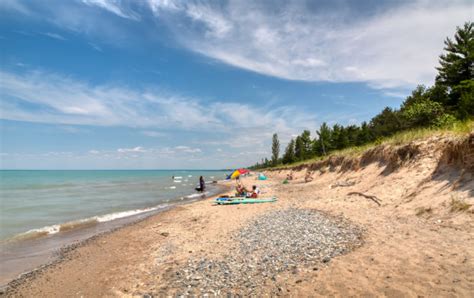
(0, 170, 228, 240)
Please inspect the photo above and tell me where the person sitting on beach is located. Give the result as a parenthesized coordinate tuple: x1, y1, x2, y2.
(247, 185, 260, 198)
(304, 171, 314, 183)
(235, 177, 247, 196)
(195, 176, 206, 192)
(286, 171, 294, 181)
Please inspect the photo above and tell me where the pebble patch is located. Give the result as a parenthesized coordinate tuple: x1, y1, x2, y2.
(159, 208, 363, 296)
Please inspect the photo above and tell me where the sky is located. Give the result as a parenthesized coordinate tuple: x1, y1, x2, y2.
(0, 0, 472, 169)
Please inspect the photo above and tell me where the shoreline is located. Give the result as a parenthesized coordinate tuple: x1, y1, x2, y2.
(2, 149, 473, 297)
(0, 182, 230, 289)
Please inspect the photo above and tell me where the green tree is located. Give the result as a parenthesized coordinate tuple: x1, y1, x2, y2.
(427, 84, 449, 106)
(401, 99, 445, 127)
(294, 136, 304, 161)
(346, 125, 360, 147)
(300, 130, 312, 159)
(401, 85, 430, 108)
(271, 133, 280, 166)
(332, 124, 348, 150)
(455, 79, 474, 118)
(436, 22, 474, 106)
(282, 139, 295, 164)
(314, 122, 332, 155)
(356, 122, 372, 145)
(370, 107, 402, 137)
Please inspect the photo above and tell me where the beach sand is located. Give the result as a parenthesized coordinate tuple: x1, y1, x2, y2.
(2, 137, 474, 296)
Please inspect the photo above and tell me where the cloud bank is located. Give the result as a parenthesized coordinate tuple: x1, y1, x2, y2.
(5, 0, 469, 90)
(147, 0, 471, 89)
(1, 69, 318, 148)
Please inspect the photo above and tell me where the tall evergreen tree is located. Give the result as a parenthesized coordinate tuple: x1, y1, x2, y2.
(436, 22, 474, 106)
(294, 136, 304, 161)
(271, 133, 280, 166)
(300, 130, 312, 159)
(282, 139, 295, 164)
(315, 122, 332, 155)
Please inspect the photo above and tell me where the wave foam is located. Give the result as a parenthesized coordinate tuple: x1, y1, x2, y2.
(184, 191, 209, 199)
(96, 207, 161, 222)
(10, 205, 168, 242)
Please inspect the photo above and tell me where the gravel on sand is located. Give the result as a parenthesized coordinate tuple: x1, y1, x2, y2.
(160, 208, 363, 296)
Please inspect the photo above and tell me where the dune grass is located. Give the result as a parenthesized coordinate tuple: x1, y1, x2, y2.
(450, 196, 472, 212)
(266, 119, 473, 170)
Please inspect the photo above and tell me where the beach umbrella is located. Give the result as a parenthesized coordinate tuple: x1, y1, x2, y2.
(230, 168, 250, 179)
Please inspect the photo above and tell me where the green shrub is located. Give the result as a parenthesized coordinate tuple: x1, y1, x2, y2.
(434, 113, 457, 128)
(402, 100, 445, 127)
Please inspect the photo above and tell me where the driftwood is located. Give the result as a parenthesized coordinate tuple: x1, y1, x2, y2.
(331, 180, 356, 188)
(347, 192, 382, 206)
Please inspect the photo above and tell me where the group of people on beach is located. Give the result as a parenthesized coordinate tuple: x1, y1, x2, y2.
(235, 176, 260, 198)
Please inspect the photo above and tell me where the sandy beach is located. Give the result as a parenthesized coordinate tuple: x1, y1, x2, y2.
(2, 135, 474, 297)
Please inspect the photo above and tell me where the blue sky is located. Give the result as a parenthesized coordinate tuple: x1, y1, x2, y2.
(0, 0, 471, 169)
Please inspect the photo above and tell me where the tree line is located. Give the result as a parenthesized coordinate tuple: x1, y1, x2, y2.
(251, 22, 473, 169)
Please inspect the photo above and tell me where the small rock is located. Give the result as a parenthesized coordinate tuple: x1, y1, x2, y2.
(160, 232, 170, 237)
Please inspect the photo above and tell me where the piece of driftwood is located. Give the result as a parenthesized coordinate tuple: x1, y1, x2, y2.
(347, 191, 381, 206)
(331, 180, 356, 188)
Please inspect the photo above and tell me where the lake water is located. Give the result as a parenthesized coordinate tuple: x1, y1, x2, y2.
(0, 170, 227, 241)
(0, 170, 229, 285)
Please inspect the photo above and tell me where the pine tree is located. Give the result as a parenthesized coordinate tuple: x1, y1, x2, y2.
(345, 125, 360, 147)
(370, 107, 402, 138)
(282, 139, 295, 164)
(271, 133, 280, 166)
(294, 136, 304, 161)
(436, 22, 474, 106)
(356, 122, 372, 145)
(300, 130, 312, 159)
(315, 122, 332, 155)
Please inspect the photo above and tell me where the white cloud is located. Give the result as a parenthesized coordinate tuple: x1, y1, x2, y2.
(117, 146, 147, 153)
(59, 126, 90, 133)
(88, 150, 100, 154)
(141, 130, 165, 137)
(0, 0, 30, 15)
(81, 0, 140, 21)
(1, 69, 320, 166)
(147, 0, 181, 15)
(88, 42, 103, 52)
(0, 70, 318, 136)
(41, 32, 67, 41)
(175, 146, 202, 153)
(148, 0, 471, 89)
(10, 0, 467, 91)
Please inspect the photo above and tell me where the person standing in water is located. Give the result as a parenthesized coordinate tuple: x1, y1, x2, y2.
(195, 176, 206, 192)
